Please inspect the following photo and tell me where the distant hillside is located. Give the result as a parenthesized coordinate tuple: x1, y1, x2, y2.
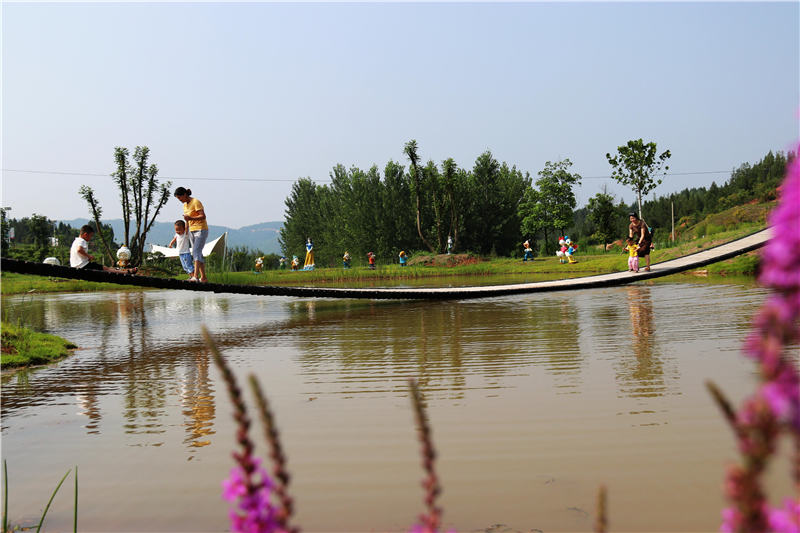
(60, 219, 283, 254)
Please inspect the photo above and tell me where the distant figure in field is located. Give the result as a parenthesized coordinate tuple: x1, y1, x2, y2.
(522, 240, 533, 262)
(342, 251, 351, 269)
(398, 250, 407, 267)
(303, 238, 315, 270)
(367, 251, 376, 270)
(446, 235, 453, 255)
(254, 256, 264, 273)
(70, 225, 137, 274)
(279, 256, 287, 270)
(628, 213, 652, 272)
(625, 237, 640, 273)
(291, 255, 300, 271)
(174, 187, 208, 282)
(167, 219, 194, 279)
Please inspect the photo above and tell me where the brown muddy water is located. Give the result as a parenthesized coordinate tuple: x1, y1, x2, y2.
(0, 280, 794, 532)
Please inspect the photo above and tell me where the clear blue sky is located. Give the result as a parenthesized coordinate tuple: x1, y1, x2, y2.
(2, 2, 798, 228)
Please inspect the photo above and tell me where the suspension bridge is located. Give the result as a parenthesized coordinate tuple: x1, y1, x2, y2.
(1, 228, 771, 300)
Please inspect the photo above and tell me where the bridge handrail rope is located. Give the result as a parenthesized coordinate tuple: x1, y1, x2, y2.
(0, 228, 771, 301)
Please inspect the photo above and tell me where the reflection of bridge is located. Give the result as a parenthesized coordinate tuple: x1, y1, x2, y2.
(1, 228, 771, 300)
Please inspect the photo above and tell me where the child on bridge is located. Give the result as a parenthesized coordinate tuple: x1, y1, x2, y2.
(168, 220, 194, 279)
(625, 237, 639, 273)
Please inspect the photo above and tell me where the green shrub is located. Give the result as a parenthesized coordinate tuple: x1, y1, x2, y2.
(694, 224, 707, 238)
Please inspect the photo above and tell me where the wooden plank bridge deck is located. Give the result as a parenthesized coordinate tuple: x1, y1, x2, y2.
(1, 228, 771, 301)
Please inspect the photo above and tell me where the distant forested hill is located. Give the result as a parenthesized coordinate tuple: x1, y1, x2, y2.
(567, 150, 793, 244)
(58, 219, 283, 254)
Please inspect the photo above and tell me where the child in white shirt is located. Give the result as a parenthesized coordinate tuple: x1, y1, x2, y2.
(168, 220, 195, 279)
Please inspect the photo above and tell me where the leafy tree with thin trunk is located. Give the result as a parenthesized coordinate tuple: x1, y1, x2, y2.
(28, 214, 53, 262)
(441, 158, 460, 253)
(404, 140, 435, 253)
(80, 146, 172, 267)
(518, 159, 581, 254)
(78, 186, 116, 264)
(606, 139, 671, 219)
(587, 187, 620, 253)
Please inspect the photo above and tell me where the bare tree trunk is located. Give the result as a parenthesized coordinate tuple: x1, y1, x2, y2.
(415, 197, 435, 253)
(449, 206, 459, 254)
(637, 189, 643, 220)
(405, 141, 436, 253)
(544, 228, 550, 255)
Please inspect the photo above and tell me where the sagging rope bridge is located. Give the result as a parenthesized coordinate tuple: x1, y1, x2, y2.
(1, 228, 771, 301)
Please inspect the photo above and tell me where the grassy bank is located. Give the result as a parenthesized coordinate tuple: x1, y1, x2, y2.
(1, 321, 77, 368)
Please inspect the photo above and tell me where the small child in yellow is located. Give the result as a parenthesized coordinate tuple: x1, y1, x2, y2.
(625, 237, 639, 272)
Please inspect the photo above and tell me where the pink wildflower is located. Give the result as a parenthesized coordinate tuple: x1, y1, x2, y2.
(768, 499, 800, 533)
(713, 144, 800, 533)
(222, 457, 282, 533)
(721, 506, 741, 533)
(760, 150, 800, 293)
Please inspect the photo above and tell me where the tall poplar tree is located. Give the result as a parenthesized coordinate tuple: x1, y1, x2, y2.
(404, 140, 435, 253)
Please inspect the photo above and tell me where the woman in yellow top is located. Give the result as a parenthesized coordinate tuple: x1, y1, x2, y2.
(174, 187, 209, 282)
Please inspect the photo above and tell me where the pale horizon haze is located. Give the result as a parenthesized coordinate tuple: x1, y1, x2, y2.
(2, 1, 798, 229)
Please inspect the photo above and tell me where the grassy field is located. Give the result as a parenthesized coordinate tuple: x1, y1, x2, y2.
(1, 321, 77, 368)
(0, 221, 766, 294)
(208, 222, 766, 286)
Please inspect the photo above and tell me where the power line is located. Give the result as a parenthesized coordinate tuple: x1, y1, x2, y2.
(1, 167, 734, 183)
(1, 168, 299, 182)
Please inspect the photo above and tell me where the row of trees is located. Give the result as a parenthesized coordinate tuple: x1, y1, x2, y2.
(639, 150, 790, 231)
(569, 150, 793, 248)
(0, 209, 116, 263)
(280, 139, 672, 262)
(279, 143, 534, 266)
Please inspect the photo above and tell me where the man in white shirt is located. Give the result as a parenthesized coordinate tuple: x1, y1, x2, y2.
(70, 225, 137, 274)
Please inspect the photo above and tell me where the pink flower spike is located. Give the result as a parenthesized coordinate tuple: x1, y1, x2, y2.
(767, 498, 800, 533)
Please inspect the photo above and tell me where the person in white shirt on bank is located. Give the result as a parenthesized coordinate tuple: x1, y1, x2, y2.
(70, 225, 137, 274)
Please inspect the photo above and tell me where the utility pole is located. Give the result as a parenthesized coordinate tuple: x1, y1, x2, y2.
(671, 201, 675, 242)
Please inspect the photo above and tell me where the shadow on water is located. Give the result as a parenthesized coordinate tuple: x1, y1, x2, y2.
(616, 285, 669, 399)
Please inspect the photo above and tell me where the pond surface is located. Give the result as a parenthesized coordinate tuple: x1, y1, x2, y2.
(1, 280, 793, 532)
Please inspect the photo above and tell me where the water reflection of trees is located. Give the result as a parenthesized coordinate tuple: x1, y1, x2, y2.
(1, 293, 219, 455)
(0, 293, 384, 451)
(293, 295, 585, 398)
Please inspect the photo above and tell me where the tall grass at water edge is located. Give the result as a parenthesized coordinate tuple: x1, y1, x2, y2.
(2, 461, 78, 533)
